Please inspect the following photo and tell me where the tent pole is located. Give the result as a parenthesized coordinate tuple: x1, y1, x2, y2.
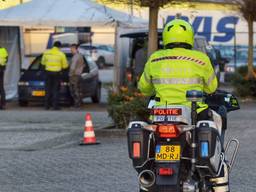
(19, 27, 25, 70)
(113, 21, 120, 92)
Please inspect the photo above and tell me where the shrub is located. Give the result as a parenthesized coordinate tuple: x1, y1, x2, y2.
(231, 66, 256, 98)
(107, 87, 150, 129)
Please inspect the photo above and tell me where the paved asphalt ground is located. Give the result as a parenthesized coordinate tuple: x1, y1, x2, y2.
(0, 67, 255, 192)
(0, 101, 255, 192)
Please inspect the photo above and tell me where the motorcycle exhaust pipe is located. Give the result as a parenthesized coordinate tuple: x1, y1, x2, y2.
(138, 170, 156, 188)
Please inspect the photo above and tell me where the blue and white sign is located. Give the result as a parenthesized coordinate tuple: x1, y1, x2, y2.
(157, 9, 250, 45)
(166, 15, 239, 43)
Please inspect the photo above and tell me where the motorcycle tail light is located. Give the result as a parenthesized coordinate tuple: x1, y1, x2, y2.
(133, 142, 141, 158)
(157, 125, 180, 138)
(159, 168, 174, 176)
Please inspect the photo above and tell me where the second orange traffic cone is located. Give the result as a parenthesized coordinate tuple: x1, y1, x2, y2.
(80, 113, 100, 145)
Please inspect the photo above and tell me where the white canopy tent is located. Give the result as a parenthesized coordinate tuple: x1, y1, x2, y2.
(0, 0, 147, 99)
(0, 0, 146, 27)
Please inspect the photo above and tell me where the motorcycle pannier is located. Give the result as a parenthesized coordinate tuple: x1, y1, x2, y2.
(127, 122, 152, 167)
(196, 121, 223, 177)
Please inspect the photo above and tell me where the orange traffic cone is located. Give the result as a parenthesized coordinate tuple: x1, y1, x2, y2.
(80, 113, 100, 145)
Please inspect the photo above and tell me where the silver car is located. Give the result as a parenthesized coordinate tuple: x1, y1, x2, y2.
(79, 44, 115, 68)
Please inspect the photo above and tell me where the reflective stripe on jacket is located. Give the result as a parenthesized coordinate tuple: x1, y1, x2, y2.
(0, 47, 8, 66)
(138, 48, 218, 112)
(41, 47, 68, 72)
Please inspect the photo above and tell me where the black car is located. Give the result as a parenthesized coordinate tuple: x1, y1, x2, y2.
(18, 51, 101, 106)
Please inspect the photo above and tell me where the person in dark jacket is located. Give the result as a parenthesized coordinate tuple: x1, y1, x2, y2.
(69, 44, 85, 108)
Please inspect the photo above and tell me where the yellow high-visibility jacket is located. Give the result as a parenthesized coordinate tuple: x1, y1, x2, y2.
(41, 47, 68, 72)
(138, 48, 218, 112)
(0, 47, 8, 66)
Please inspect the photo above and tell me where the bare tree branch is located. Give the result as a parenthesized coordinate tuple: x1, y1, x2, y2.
(229, 0, 256, 21)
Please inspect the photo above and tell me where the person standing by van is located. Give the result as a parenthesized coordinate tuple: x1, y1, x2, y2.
(69, 44, 85, 108)
(0, 46, 8, 110)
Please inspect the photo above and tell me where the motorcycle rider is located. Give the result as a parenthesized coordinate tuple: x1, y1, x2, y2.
(138, 19, 229, 191)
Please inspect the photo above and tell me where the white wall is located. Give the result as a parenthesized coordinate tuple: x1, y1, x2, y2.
(23, 27, 54, 55)
(91, 27, 115, 46)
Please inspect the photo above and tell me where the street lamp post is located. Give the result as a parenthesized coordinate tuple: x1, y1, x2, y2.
(234, 17, 237, 70)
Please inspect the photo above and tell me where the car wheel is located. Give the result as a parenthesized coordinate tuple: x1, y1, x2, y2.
(96, 57, 105, 69)
(91, 83, 101, 103)
(19, 100, 28, 107)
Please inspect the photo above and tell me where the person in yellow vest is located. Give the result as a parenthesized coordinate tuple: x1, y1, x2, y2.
(41, 41, 68, 110)
(0, 46, 8, 110)
(139, 20, 217, 113)
(139, 19, 229, 191)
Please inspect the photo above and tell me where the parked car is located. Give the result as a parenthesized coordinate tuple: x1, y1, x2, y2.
(78, 43, 115, 68)
(224, 48, 256, 81)
(213, 45, 234, 61)
(18, 50, 101, 106)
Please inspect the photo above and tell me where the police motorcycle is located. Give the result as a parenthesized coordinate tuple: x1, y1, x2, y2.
(127, 90, 240, 192)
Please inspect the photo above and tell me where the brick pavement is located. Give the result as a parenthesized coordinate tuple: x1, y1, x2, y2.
(0, 102, 255, 191)
(0, 137, 138, 192)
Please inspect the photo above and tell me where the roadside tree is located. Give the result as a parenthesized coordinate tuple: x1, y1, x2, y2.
(232, 0, 256, 79)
